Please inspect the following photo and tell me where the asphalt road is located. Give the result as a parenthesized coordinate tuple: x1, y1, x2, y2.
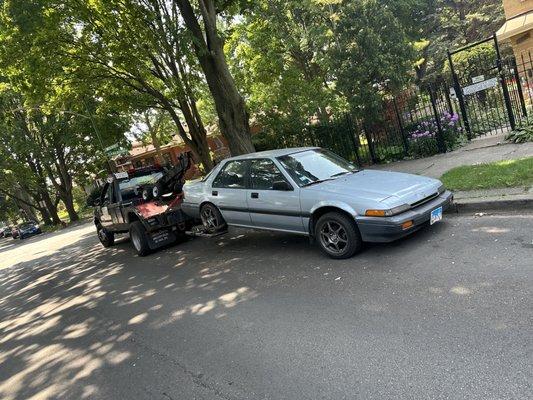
(0, 213, 532, 400)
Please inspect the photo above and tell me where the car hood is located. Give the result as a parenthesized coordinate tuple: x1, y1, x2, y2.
(303, 169, 441, 205)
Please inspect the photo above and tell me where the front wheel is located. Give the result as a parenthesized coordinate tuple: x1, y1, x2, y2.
(129, 221, 151, 256)
(200, 204, 227, 234)
(315, 212, 362, 259)
(97, 225, 115, 248)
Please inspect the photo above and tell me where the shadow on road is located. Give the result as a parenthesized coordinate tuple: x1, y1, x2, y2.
(0, 219, 450, 399)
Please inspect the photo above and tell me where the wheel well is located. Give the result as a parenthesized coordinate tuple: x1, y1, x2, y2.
(309, 207, 355, 235)
(127, 212, 140, 224)
(199, 201, 217, 211)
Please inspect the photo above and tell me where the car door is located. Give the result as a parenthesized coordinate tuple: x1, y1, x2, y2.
(99, 182, 114, 228)
(110, 181, 127, 230)
(247, 158, 304, 233)
(106, 182, 124, 231)
(210, 160, 252, 226)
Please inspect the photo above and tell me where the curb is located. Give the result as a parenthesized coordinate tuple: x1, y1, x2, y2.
(450, 198, 533, 214)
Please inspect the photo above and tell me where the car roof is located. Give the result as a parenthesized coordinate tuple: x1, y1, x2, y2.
(223, 147, 320, 162)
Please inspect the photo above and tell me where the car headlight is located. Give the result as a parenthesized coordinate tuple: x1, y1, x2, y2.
(365, 204, 411, 217)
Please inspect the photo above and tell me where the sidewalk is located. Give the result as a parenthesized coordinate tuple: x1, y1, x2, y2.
(371, 134, 533, 212)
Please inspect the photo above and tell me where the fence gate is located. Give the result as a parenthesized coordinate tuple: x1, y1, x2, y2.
(447, 34, 528, 138)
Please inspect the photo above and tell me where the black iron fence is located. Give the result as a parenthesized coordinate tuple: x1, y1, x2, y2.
(255, 35, 531, 168)
(263, 83, 467, 166)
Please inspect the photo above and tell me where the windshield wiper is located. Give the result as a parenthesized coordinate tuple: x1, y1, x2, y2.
(302, 178, 334, 187)
(330, 170, 359, 178)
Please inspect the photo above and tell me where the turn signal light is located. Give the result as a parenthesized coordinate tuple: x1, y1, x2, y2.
(402, 220, 414, 230)
(365, 210, 386, 217)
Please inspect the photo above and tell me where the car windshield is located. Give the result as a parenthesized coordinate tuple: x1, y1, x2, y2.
(277, 149, 358, 187)
(119, 172, 163, 201)
(19, 222, 35, 229)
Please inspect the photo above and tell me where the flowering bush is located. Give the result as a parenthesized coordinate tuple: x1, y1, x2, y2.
(407, 112, 464, 157)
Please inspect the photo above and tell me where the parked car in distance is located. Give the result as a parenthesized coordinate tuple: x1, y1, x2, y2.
(182, 147, 454, 259)
(0, 226, 9, 238)
(16, 221, 42, 240)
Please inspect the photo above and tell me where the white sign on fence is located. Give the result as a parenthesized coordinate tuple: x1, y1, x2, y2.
(462, 77, 498, 95)
(472, 75, 485, 84)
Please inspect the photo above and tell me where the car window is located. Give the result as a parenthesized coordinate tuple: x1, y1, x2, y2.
(250, 159, 288, 190)
(278, 149, 358, 187)
(212, 160, 248, 189)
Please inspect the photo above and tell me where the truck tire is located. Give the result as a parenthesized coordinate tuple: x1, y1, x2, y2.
(97, 225, 115, 248)
(315, 212, 362, 259)
(200, 203, 227, 234)
(129, 221, 150, 256)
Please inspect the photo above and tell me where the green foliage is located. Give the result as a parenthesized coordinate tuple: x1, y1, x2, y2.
(330, 0, 416, 119)
(443, 43, 497, 77)
(417, 0, 504, 82)
(441, 157, 533, 191)
(506, 124, 533, 143)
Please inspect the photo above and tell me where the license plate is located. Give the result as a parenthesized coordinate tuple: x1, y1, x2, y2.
(430, 206, 443, 225)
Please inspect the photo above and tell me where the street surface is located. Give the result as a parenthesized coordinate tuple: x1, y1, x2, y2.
(1, 213, 532, 399)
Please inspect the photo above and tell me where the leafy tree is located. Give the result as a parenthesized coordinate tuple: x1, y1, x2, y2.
(328, 0, 417, 119)
(175, 0, 255, 155)
(416, 0, 505, 81)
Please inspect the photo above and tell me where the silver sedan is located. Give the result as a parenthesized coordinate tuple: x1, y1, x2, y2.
(182, 147, 453, 258)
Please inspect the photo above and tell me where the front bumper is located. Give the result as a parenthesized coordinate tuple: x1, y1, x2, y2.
(356, 190, 454, 243)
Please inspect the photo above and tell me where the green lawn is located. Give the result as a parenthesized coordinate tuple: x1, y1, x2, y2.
(440, 157, 533, 191)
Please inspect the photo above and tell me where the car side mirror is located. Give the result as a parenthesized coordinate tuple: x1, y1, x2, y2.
(272, 181, 292, 191)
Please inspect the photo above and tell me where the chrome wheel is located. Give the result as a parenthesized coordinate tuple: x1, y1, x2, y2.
(201, 207, 219, 231)
(319, 221, 348, 255)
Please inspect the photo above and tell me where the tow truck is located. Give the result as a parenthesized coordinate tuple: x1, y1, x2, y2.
(91, 152, 195, 256)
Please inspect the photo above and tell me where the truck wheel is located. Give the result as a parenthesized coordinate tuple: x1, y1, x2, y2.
(129, 221, 150, 256)
(315, 212, 362, 259)
(97, 225, 115, 248)
(200, 203, 227, 234)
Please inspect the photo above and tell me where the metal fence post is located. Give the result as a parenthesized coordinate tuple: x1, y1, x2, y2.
(447, 50, 473, 139)
(392, 98, 409, 155)
(429, 87, 447, 153)
(511, 57, 527, 119)
(493, 34, 516, 131)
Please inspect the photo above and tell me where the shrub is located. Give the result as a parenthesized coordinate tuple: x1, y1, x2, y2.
(407, 112, 464, 157)
(505, 124, 533, 143)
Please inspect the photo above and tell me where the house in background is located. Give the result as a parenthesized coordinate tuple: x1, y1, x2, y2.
(497, 0, 533, 66)
(497, 0, 533, 103)
(114, 134, 230, 172)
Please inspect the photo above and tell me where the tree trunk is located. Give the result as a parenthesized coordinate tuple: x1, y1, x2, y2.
(176, 0, 255, 156)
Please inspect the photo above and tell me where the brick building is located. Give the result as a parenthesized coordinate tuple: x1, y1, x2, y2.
(114, 134, 230, 172)
(497, 0, 533, 61)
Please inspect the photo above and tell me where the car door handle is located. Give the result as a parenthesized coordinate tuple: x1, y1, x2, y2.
(212, 190, 218, 196)
(251, 192, 259, 199)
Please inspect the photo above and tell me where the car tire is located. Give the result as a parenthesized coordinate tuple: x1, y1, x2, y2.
(200, 203, 227, 234)
(97, 225, 115, 248)
(315, 212, 362, 259)
(129, 221, 151, 256)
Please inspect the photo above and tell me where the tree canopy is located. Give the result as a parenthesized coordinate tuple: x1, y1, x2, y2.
(0, 0, 504, 224)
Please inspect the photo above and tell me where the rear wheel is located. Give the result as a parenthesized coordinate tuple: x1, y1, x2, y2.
(200, 203, 227, 234)
(315, 212, 362, 259)
(97, 225, 115, 248)
(129, 221, 150, 256)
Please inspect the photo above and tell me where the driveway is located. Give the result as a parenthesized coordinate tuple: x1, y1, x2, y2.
(0, 213, 532, 399)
